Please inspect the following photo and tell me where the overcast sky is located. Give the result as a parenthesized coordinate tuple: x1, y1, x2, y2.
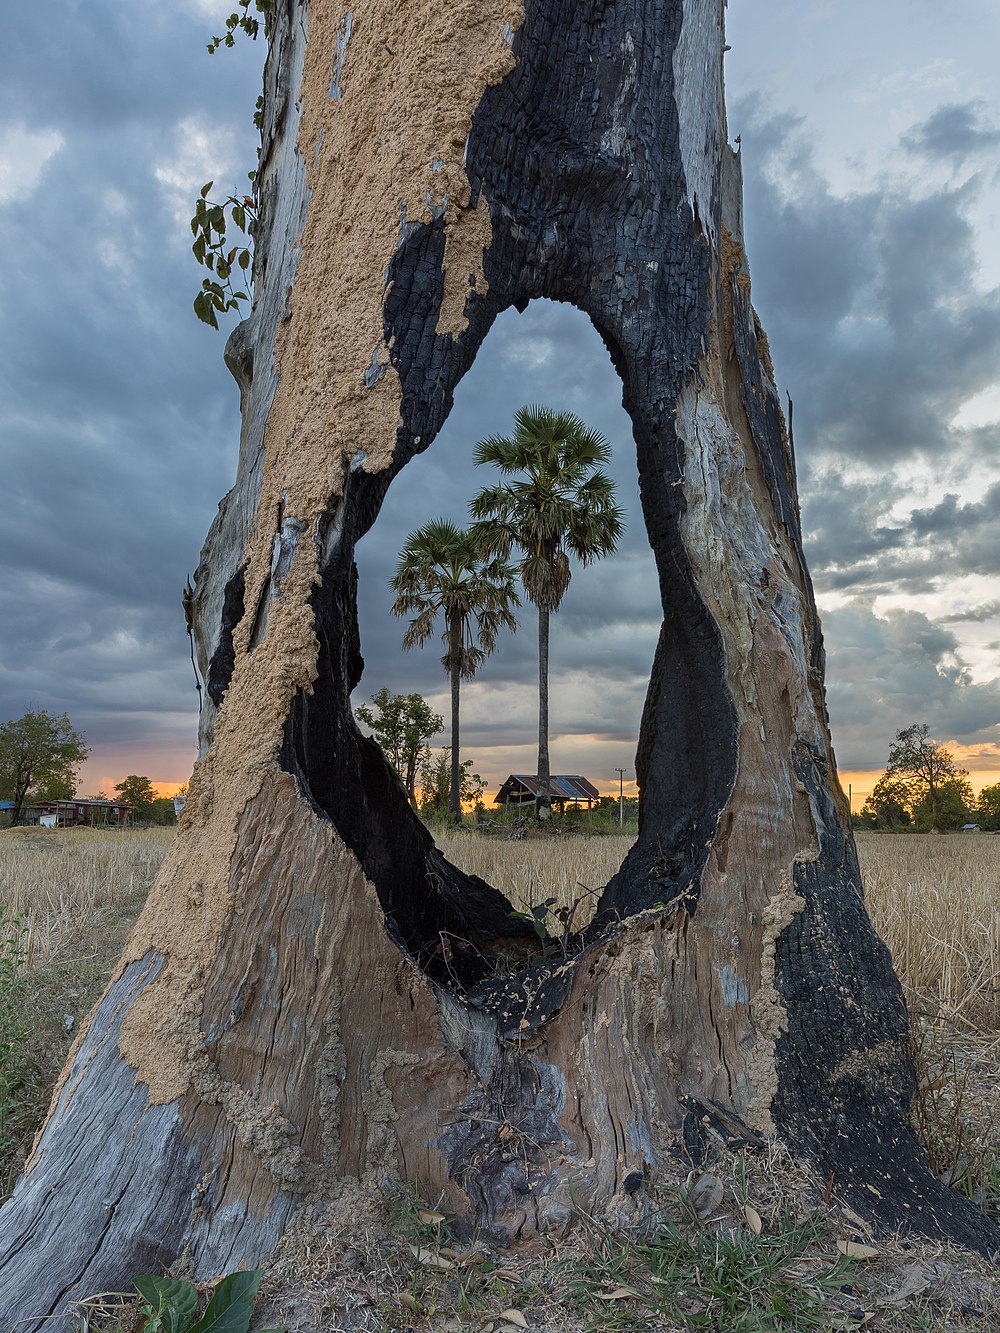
(1, 0, 998, 804)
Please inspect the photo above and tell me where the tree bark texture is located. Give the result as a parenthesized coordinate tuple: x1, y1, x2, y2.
(1, 1, 995, 1325)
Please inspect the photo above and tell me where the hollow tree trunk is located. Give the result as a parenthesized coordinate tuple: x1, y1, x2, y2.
(536, 605, 551, 818)
(1, 1, 995, 1325)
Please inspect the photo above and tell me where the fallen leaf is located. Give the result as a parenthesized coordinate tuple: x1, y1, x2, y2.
(744, 1204, 763, 1235)
(876, 1263, 930, 1307)
(497, 1309, 529, 1328)
(493, 1269, 521, 1282)
(689, 1173, 724, 1222)
(408, 1244, 454, 1270)
(456, 1249, 486, 1267)
(837, 1240, 880, 1260)
(398, 1292, 420, 1312)
(596, 1286, 643, 1300)
(417, 1209, 447, 1225)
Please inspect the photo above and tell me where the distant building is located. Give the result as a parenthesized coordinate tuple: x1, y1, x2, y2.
(961, 823, 981, 833)
(494, 774, 600, 812)
(22, 798, 132, 828)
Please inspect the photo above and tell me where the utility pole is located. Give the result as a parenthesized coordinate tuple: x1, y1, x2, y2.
(614, 767, 626, 828)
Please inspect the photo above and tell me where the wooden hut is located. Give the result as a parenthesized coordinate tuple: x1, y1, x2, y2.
(494, 774, 600, 813)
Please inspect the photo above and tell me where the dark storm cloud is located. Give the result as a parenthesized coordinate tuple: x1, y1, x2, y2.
(909, 482, 1000, 538)
(800, 471, 907, 571)
(0, 2, 260, 775)
(735, 97, 1000, 470)
(823, 602, 1000, 769)
(903, 103, 1000, 160)
(731, 95, 1000, 770)
(4, 8, 999, 787)
(802, 472, 1000, 597)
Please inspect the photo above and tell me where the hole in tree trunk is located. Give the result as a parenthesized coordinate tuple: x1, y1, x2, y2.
(279, 298, 736, 1022)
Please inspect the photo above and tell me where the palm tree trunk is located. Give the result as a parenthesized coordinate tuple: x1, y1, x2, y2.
(449, 616, 462, 825)
(536, 605, 551, 819)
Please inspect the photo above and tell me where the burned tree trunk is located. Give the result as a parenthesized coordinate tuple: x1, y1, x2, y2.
(1, 0, 995, 1325)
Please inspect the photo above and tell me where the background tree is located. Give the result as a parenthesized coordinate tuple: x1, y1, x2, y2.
(354, 688, 443, 805)
(911, 777, 974, 832)
(859, 774, 914, 831)
(883, 724, 971, 830)
(114, 775, 157, 824)
(0, 711, 89, 825)
(148, 796, 180, 826)
(976, 783, 1000, 831)
(417, 749, 485, 820)
(390, 520, 518, 823)
(471, 406, 623, 818)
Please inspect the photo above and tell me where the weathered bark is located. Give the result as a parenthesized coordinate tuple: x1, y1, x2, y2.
(1, 0, 995, 1325)
(535, 605, 551, 818)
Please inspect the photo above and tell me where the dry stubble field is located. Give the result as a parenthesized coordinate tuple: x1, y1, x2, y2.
(0, 825, 997, 1329)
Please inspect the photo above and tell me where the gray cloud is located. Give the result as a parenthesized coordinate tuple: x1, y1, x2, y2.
(736, 98, 1000, 470)
(824, 601, 1000, 768)
(943, 600, 1000, 623)
(903, 102, 1000, 160)
(0, 3, 259, 783)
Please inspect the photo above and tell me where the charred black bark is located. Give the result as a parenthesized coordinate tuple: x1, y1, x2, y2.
(205, 564, 245, 707)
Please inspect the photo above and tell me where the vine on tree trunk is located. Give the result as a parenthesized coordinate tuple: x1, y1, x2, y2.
(192, 0, 273, 327)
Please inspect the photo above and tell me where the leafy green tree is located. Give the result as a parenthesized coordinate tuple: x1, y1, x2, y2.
(471, 405, 624, 817)
(911, 776, 974, 832)
(390, 520, 518, 824)
(114, 776, 158, 823)
(882, 723, 970, 830)
(858, 774, 913, 831)
(0, 711, 89, 825)
(417, 749, 485, 820)
(149, 797, 179, 827)
(354, 688, 444, 805)
(976, 783, 1000, 832)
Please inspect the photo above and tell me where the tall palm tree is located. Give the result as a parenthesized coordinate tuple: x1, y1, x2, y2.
(390, 519, 519, 824)
(471, 405, 624, 818)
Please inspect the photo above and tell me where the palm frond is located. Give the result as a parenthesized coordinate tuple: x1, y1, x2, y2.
(471, 405, 623, 611)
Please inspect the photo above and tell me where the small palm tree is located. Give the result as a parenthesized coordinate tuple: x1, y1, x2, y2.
(390, 519, 519, 824)
(471, 405, 624, 817)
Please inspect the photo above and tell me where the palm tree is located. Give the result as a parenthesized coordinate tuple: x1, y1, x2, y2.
(471, 405, 624, 818)
(390, 519, 519, 824)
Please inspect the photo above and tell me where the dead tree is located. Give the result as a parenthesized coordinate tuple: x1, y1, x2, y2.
(1, 1, 994, 1325)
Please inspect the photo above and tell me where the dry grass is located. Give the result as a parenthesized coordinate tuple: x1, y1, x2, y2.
(0, 825, 171, 1189)
(435, 829, 632, 927)
(857, 832, 999, 1035)
(0, 825, 172, 973)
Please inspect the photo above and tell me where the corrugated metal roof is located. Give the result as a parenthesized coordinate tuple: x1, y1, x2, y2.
(495, 774, 600, 802)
